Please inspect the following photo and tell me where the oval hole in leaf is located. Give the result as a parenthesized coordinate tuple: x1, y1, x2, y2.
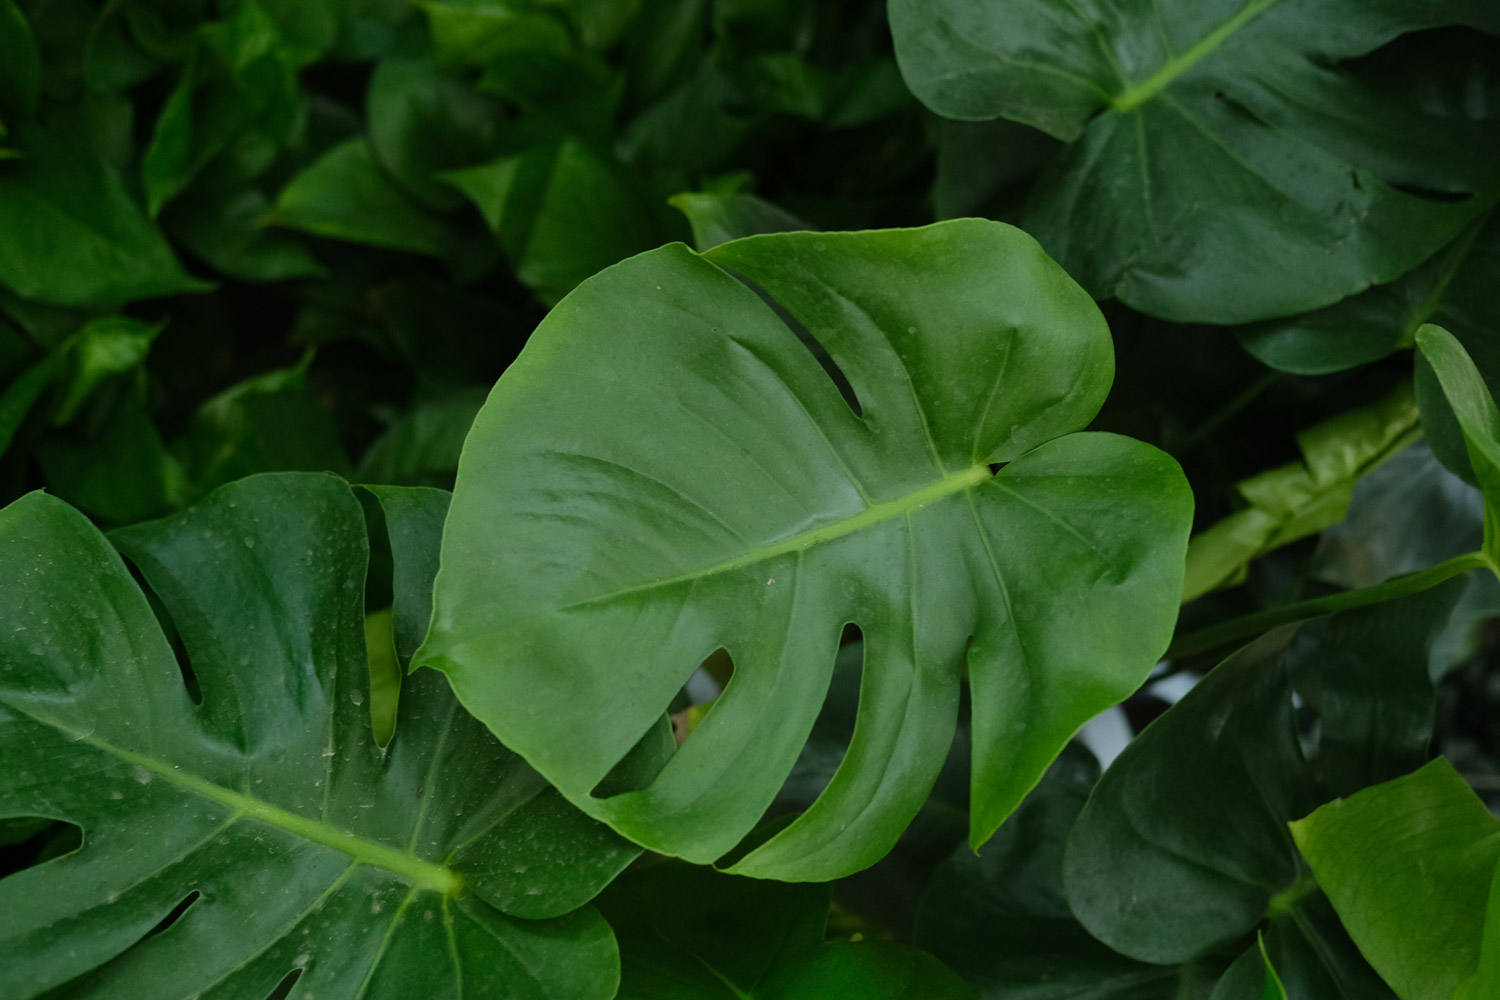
(143, 889, 201, 940)
(0, 818, 83, 880)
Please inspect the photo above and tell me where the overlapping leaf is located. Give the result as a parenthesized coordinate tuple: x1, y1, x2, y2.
(1290, 758, 1500, 1000)
(418, 219, 1193, 880)
(0, 473, 640, 999)
(890, 0, 1500, 323)
(1065, 588, 1464, 995)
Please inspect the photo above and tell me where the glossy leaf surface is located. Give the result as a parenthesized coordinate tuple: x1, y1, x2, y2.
(1415, 324, 1500, 560)
(890, 0, 1500, 323)
(420, 220, 1193, 880)
(1290, 758, 1500, 1000)
(1066, 588, 1462, 993)
(598, 861, 976, 999)
(0, 473, 633, 999)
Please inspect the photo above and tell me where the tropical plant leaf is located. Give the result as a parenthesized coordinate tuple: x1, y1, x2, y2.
(0, 124, 211, 306)
(597, 860, 977, 1000)
(1290, 757, 1500, 1000)
(1239, 210, 1499, 376)
(0, 472, 640, 999)
(417, 219, 1193, 880)
(668, 190, 811, 251)
(1414, 324, 1500, 560)
(1065, 587, 1463, 995)
(889, 0, 1500, 323)
(915, 746, 1232, 999)
(1182, 382, 1419, 601)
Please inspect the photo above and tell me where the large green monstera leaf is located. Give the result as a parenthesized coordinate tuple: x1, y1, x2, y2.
(0, 473, 637, 999)
(418, 220, 1194, 881)
(889, 0, 1500, 323)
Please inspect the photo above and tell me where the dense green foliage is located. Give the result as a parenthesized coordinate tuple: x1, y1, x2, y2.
(1, 2, 1498, 998)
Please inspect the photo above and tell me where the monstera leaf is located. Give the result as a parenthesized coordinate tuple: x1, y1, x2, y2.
(418, 219, 1193, 881)
(0, 473, 640, 999)
(889, 0, 1500, 323)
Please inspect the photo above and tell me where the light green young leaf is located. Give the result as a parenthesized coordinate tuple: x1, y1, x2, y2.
(53, 316, 164, 425)
(0, 125, 211, 306)
(0, 474, 636, 999)
(889, 0, 1500, 323)
(1290, 758, 1500, 1000)
(1414, 324, 1500, 564)
(418, 219, 1193, 880)
(1183, 382, 1420, 601)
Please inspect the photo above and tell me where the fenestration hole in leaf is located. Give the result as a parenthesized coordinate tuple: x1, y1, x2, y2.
(121, 555, 202, 705)
(1387, 183, 1473, 204)
(0, 818, 83, 881)
(264, 967, 303, 1000)
(144, 890, 202, 939)
(768, 628, 865, 815)
(719, 266, 864, 418)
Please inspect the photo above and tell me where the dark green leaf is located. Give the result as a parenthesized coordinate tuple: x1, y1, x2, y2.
(890, 1, 1500, 322)
(53, 316, 163, 424)
(35, 389, 187, 525)
(418, 219, 1192, 880)
(0, 473, 632, 998)
(176, 355, 352, 498)
(0, 125, 210, 306)
(141, 0, 304, 216)
(162, 185, 327, 282)
(271, 139, 463, 259)
(1066, 587, 1462, 986)
(668, 190, 812, 251)
(357, 389, 486, 491)
(0, 0, 41, 116)
(1239, 210, 1500, 376)
(598, 861, 975, 1000)
(1290, 757, 1500, 1000)
(444, 140, 673, 304)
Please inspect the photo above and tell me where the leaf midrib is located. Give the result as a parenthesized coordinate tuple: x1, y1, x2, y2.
(16, 704, 462, 896)
(1111, 0, 1282, 112)
(564, 463, 991, 610)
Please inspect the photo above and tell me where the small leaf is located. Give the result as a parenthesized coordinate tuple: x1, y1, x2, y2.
(1182, 382, 1420, 601)
(668, 190, 812, 251)
(0, 125, 211, 306)
(419, 219, 1192, 880)
(272, 139, 461, 259)
(1290, 758, 1500, 1000)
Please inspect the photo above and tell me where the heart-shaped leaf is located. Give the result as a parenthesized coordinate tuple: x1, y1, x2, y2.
(418, 219, 1193, 880)
(889, 0, 1500, 323)
(0, 473, 640, 999)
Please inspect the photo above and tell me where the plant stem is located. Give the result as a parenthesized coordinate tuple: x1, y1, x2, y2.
(1167, 550, 1495, 661)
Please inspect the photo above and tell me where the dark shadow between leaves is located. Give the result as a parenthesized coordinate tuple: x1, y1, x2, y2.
(0, 818, 83, 882)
